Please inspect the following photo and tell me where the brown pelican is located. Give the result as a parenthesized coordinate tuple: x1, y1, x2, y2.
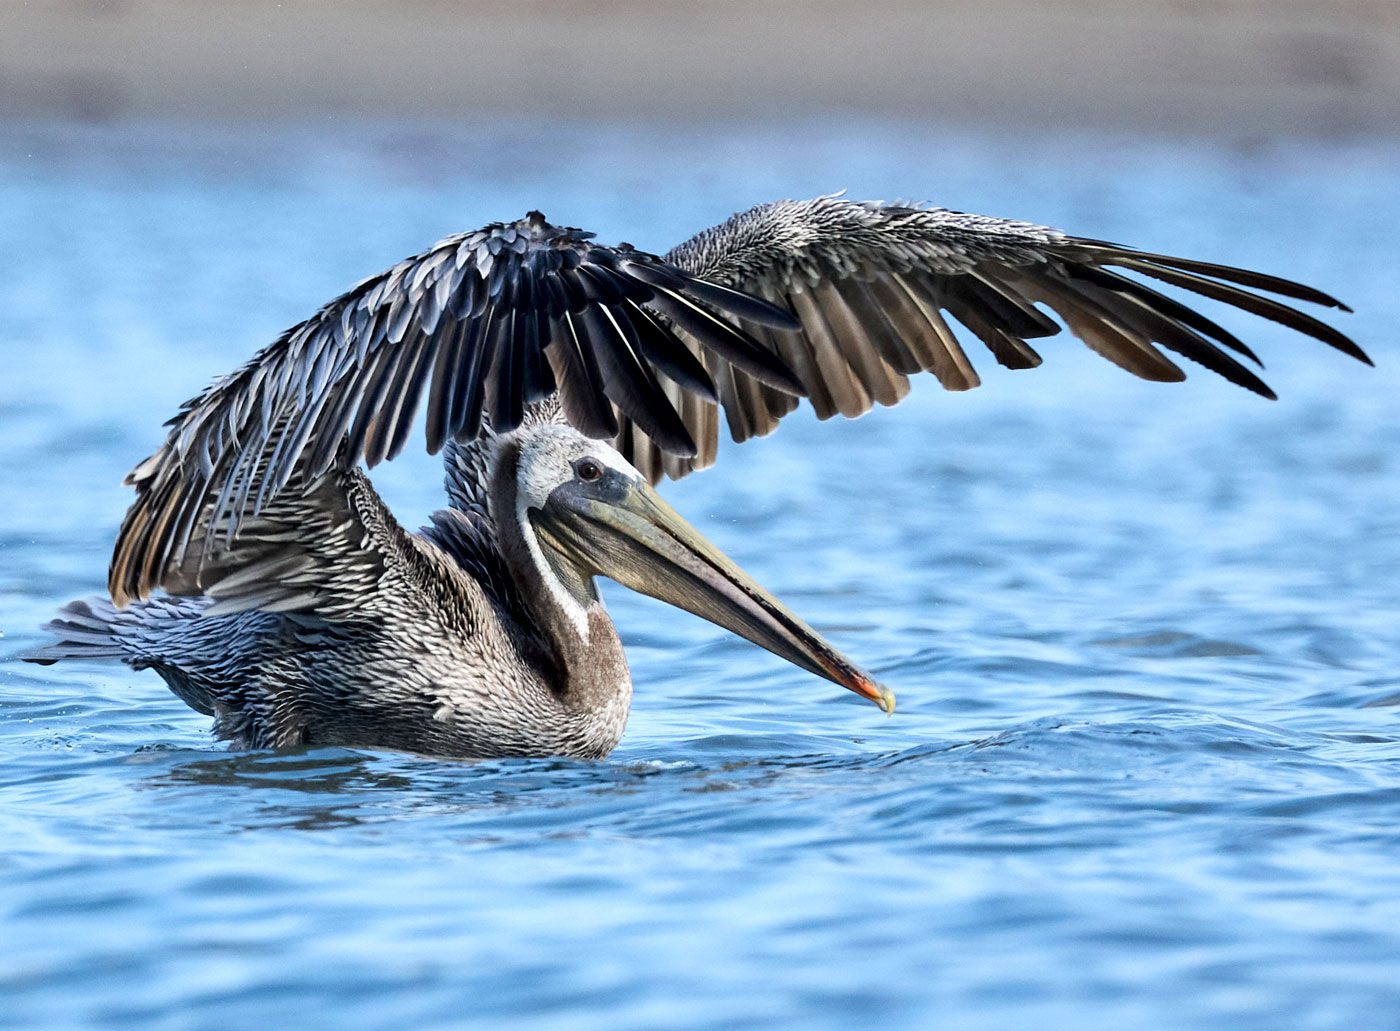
(27, 197, 1368, 758)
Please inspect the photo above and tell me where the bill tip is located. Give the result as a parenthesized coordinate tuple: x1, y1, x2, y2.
(878, 685, 896, 715)
(863, 681, 895, 714)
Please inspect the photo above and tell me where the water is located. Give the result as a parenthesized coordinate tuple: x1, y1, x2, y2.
(1, 119, 1397, 1029)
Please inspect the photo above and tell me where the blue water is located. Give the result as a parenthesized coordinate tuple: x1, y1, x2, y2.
(2, 120, 1397, 1029)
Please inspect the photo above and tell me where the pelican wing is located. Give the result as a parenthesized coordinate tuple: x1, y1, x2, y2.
(110, 212, 801, 605)
(614, 196, 1369, 481)
(113, 426, 414, 614)
(111, 421, 517, 620)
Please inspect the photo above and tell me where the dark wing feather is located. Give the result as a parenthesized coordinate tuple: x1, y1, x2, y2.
(621, 195, 1367, 482)
(110, 211, 799, 605)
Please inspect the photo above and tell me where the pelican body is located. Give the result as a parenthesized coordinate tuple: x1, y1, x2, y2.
(35, 419, 887, 757)
(28, 197, 1367, 758)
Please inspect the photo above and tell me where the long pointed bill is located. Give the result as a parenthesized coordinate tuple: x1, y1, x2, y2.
(533, 481, 895, 713)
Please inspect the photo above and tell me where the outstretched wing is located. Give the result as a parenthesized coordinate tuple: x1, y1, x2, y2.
(613, 196, 1369, 481)
(111, 200, 1368, 603)
(111, 211, 801, 604)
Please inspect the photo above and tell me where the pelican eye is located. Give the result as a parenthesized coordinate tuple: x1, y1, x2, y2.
(575, 458, 604, 483)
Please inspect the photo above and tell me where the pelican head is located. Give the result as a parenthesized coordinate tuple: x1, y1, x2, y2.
(509, 425, 894, 713)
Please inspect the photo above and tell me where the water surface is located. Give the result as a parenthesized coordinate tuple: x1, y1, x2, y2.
(2, 120, 1398, 1029)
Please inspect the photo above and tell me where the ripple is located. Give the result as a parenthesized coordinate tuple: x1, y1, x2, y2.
(1093, 629, 1265, 658)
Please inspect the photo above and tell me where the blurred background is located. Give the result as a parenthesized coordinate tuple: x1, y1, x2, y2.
(3, 3, 1399, 1031)
(3, 0, 1399, 136)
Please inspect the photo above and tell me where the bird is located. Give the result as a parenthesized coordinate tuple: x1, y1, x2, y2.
(26, 196, 1369, 759)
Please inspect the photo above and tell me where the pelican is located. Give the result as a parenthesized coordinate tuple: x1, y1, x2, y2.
(27, 197, 1368, 758)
